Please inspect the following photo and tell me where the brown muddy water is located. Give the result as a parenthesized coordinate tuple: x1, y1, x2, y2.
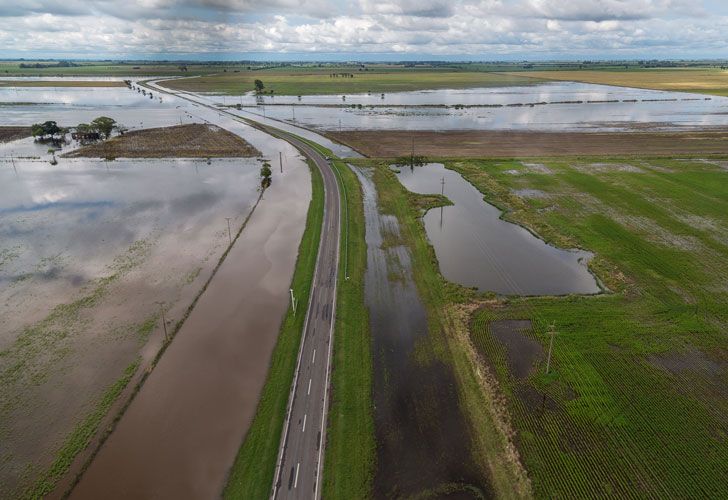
(352, 166, 489, 499)
(67, 142, 311, 497)
(0, 79, 314, 497)
(395, 163, 600, 296)
(0, 156, 261, 496)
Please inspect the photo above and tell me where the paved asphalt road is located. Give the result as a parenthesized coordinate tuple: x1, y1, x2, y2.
(264, 129, 340, 500)
(143, 81, 341, 500)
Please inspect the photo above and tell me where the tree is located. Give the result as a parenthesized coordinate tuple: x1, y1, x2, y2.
(254, 79, 265, 93)
(92, 116, 117, 139)
(31, 123, 45, 139)
(260, 162, 272, 188)
(393, 155, 427, 170)
(31, 121, 61, 140)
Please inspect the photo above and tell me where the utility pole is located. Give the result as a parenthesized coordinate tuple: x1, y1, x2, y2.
(279, 151, 283, 173)
(156, 301, 169, 341)
(545, 322, 556, 374)
(292, 105, 295, 121)
(411, 135, 415, 168)
(290, 288, 297, 315)
(225, 217, 232, 245)
(441, 176, 445, 195)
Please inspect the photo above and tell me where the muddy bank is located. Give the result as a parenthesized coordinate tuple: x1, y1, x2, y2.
(353, 166, 488, 498)
(328, 129, 728, 158)
(64, 123, 261, 158)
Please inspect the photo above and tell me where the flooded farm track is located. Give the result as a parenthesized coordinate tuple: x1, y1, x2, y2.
(353, 166, 490, 499)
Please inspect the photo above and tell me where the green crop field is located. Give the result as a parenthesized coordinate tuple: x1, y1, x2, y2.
(446, 157, 728, 497)
(158, 69, 541, 96)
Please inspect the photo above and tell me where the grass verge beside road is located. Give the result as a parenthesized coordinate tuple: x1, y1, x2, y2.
(321, 157, 375, 499)
(223, 160, 324, 499)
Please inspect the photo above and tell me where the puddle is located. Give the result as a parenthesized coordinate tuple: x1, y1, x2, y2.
(353, 166, 488, 498)
(394, 163, 600, 296)
(489, 320, 543, 379)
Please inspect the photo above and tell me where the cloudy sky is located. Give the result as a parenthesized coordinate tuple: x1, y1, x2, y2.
(2, 0, 728, 60)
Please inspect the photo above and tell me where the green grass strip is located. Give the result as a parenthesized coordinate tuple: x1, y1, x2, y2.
(322, 158, 375, 499)
(223, 159, 324, 499)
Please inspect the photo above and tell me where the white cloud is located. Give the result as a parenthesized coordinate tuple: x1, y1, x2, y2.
(0, 0, 727, 58)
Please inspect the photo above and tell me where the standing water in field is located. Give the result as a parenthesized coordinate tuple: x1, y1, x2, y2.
(353, 166, 489, 498)
(394, 163, 599, 296)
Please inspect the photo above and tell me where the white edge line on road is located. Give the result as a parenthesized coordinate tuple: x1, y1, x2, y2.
(142, 80, 339, 500)
(314, 157, 342, 500)
(269, 138, 330, 500)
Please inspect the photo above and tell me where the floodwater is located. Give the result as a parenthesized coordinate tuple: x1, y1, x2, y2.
(71, 145, 311, 499)
(146, 79, 361, 158)
(394, 163, 600, 296)
(0, 86, 191, 130)
(230, 82, 728, 132)
(0, 79, 315, 497)
(353, 165, 489, 498)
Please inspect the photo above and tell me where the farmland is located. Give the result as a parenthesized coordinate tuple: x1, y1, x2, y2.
(514, 68, 728, 97)
(0, 126, 30, 142)
(335, 157, 533, 498)
(441, 156, 728, 497)
(326, 129, 728, 158)
(158, 69, 540, 96)
(64, 123, 261, 158)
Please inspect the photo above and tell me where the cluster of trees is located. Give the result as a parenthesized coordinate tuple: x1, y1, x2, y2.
(31, 121, 63, 140)
(32, 116, 120, 144)
(260, 162, 272, 188)
(74, 117, 119, 141)
(393, 155, 427, 169)
(19, 61, 78, 69)
(330, 73, 355, 78)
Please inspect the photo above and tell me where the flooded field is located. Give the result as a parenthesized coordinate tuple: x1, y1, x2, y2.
(353, 166, 488, 498)
(394, 163, 599, 295)
(211, 82, 728, 132)
(70, 146, 310, 499)
(0, 79, 313, 496)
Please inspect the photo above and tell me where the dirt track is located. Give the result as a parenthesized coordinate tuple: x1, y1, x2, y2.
(326, 129, 728, 157)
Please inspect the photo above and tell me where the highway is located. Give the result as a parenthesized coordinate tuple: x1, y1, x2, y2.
(143, 81, 341, 500)
(264, 129, 340, 500)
